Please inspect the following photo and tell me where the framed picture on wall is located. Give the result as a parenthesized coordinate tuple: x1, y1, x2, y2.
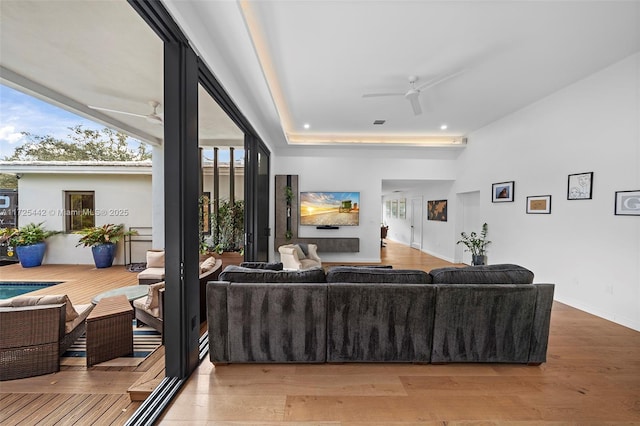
(614, 190, 640, 216)
(492, 181, 514, 203)
(567, 172, 593, 200)
(427, 200, 448, 221)
(391, 200, 398, 218)
(398, 199, 406, 219)
(526, 195, 551, 214)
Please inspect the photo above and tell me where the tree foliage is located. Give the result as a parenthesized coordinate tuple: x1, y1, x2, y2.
(0, 174, 17, 189)
(4, 125, 151, 162)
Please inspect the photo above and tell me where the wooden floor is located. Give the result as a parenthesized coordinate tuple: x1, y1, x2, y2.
(160, 240, 640, 424)
(0, 263, 150, 425)
(3, 242, 640, 424)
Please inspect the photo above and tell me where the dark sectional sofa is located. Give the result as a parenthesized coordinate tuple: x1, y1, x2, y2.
(206, 264, 554, 365)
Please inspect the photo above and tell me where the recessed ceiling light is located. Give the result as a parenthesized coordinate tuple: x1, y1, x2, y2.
(303, 123, 310, 129)
(373, 120, 386, 125)
(440, 124, 448, 130)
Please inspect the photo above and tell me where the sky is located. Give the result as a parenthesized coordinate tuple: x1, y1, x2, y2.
(0, 84, 105, 159)
(0, 84, 242, 162)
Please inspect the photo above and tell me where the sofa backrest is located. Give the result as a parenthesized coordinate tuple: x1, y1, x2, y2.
(219, 265, 326, 283)
(207, 281, 327, 363)
(326, 282, 436, 362)
(429, 264, 534, 284)
(430, 283, 554, 363)
(326, 266, 431, 284)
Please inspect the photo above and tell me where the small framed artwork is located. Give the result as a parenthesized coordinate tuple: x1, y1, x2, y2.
(492, 181, 514, 203)
(526, 195, 551, 214)
(398, 199, 406, 219)
(391, 200, 398, 218)
(614, 190, 640, 216)
(427, 200, 448, 221)
(567, 172, 593, 200)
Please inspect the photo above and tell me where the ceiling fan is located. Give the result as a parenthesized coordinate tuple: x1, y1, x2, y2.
(88, 100, 163, 125)
(363, 70, 464, 115)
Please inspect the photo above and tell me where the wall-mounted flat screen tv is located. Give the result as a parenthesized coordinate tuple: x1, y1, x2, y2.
(300, 192, 360, 226)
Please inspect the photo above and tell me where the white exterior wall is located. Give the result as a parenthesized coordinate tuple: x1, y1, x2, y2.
(16, 173, 152, 265)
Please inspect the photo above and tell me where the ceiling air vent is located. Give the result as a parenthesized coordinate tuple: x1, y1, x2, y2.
(373, 120, 386, 125)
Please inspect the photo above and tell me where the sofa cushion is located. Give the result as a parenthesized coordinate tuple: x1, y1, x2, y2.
(138, 267, 165, 280)
(146, 250, 165, 268)
(0, 294, 79, 321)
(326, 266, 431, 284)
(240, 262, 284, 271)
(429, 264, 534, 284)
(219, 265, 326, 283)
(65, 303, 93, 334)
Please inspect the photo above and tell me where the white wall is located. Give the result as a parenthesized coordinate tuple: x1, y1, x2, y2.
(272, 53, 639, 331)
(452, 53, 640, 330)
(17, 173, 152, 265)
(272, 148, 459, 262)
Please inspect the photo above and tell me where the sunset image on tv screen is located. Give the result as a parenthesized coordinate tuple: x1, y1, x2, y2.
(300, 192, 360, 226)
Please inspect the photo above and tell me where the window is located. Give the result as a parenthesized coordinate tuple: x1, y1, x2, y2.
(65, 191, 95, 232)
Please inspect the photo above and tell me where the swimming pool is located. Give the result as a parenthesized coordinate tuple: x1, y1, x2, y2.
(0, 282, 62, 299)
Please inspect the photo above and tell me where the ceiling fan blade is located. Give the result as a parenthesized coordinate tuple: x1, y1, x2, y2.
(87, 105, 148, 118)
(408, 96, 422, 115)
(415, 69, 466, 92)
(362, 92, 405, 98)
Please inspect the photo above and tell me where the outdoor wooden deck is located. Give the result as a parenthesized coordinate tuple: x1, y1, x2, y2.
(0, 263, 160, 425)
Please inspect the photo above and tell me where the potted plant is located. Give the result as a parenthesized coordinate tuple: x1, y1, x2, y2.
(457, 222, 491, 266)
(206, 199, 244, 268)
(2, 222, 61, 268)
(75, 223, 137, 268)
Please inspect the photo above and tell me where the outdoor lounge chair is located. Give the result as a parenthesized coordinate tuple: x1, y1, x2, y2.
(134, 257, 222, 338)
(0, 295, 93, 380)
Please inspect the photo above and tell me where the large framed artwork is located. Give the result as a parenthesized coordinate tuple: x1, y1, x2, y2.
(526, 195, 551, 214)
(300, 191, 360, 226)
(427, 200, 448, 221)
(614, 190, 640, 216)
(492, 181, 514, 203)
(567, 172, 593, 200)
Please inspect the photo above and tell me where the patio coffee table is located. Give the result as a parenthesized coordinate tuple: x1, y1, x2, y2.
(92, 285, 149, 305)
(86, 295, 133, 367)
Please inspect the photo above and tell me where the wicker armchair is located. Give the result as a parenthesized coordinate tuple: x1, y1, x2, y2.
(0, 295, 93, 381)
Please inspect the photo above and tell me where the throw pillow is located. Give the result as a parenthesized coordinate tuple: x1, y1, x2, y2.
(145, 281, 166, 310)
(297, 243, 310, 256)
(200, 256, 218, 273)
(146, 250, 165, 268)
(294, 244, 306, 259)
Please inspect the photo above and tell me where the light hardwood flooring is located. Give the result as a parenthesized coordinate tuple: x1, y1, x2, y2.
(2, 242, 640, 424)
(160, 240, 640, 424)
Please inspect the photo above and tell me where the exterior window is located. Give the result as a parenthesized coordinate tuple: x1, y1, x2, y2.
(65, 191, 95, 232)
